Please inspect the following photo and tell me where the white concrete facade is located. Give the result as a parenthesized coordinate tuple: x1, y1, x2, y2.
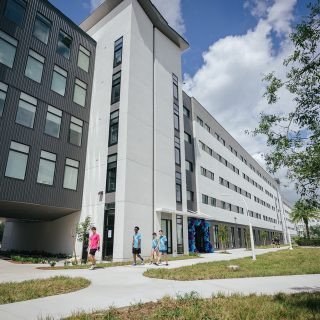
(78, 0, 188, 261)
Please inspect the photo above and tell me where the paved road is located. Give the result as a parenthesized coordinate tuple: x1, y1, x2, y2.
(0, 247, 319, 320)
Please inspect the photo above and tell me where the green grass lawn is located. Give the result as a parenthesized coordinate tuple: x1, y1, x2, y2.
(144, 247, 320, 281)
(64, 292, 320, 320)
(0, 276, 90, 304)
(37, 254, 200, 270)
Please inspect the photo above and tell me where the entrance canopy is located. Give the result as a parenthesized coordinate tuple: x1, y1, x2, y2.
(156, 208, 211, 219)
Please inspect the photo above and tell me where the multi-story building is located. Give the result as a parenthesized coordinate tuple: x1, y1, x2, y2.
(1, 0, 294, 260)
(0, 0, 96, 253)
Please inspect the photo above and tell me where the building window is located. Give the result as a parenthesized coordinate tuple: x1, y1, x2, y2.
(113, 37, 123, 67)
(221, 138, 226, 146)
(0, 82, 8, 117)
(185, 160, 193, 172)
(111, 72, 121, 104)
(210, 197, 216, 206)
(221, 201, 226, 209)
(108, 110, 119, 146)
(207, 147, 213, 156)
(57, 30, 72, 59)
(183, 106, 190, 118)
(228, 203, 232, 211)
(33, 12, 51, 44)
(4, 0, 26, 26)
(197, 117, 203, 126)
(106, 154, 117, 193)
(73, 78, 87, 107)
(174, 109, 179, 131)
(205, 124, 210, 132)
(175, 136, 180, 165)
(236, 206, 240, 213)
(200, 141, 206, 151)
(201, 167, 207, 176)
(44, 105, 62, 138)
(16, 92, 37, 128)
(176, 171, 182, 203)
(187, 190, 194, 201)
(184, 132, 191, 143)
(0, 31, 18, 68)
(78, 45, 90, 72)
(51, 65, 67, 96)
(69, 116, 83, 146)
(202, 194, 208, 205)
(219, 177, 224, 185)
(37, 150, 56, 185)
(25, 49, 45, 83)
(5, 141, 29, 180)
(209, 171, 214, 180)
(63, 158, 79, 190)
(215, 133, 220, 140)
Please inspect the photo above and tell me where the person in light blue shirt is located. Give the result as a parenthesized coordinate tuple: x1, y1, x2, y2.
(150, 232, 159, 265)
(132, 226, 144, 266)
(157, 229, 168, 266)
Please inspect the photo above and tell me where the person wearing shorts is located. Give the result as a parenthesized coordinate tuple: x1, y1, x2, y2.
(150, 232, 159, 265)
(132, 226, 144, 266)
(88, 227, 100, 270)
(157, 229, 168, 266)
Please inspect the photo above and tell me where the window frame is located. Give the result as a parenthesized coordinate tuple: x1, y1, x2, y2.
(33, 12, 51, 44)
(111, 71, 121, 104)
(0, 82, 8, 117)
(15, 92, 37, 129)
(0, 30, 18, 69)
(44, 105, 62, 139)
(106, 154, 117, 193)
(63, 158, 80, 191)
(108, 110, 119, 146)
(113, 37, 123, 68)
(25, 49, 45, 83)
(36, 150, 56, 186)
(4, 0, 27, 26)
(5, 141, 30, 181)
(69, 116, 83, 147)
(56, 29, 72, 59)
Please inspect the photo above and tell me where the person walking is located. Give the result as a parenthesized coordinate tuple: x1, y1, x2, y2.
(150, 232, 159, 265)
(88, 227, 100, 270)
(157, 229, 168, 266)
(132, 226, 144, 266)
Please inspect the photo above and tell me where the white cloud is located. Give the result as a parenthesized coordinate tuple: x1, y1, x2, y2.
(90, 0, 104, 12)
(89, 0, 185, 34)
(184, 0, 299, 203)
(151, 0, 185, 34)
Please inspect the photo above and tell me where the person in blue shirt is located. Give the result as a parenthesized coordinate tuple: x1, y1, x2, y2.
(150, 232, 159, 265)
(132, 226, 144, 266)
(157, 229, 168, 266)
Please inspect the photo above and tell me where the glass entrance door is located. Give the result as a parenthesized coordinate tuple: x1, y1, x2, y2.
(161, 219, 172, 254)
(103, 203, 115, 260)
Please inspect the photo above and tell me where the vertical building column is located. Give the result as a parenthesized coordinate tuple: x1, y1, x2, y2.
(183, 216, 189, 255)
(172, 213, 177, 257)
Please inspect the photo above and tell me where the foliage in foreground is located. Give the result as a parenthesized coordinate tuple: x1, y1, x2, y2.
(65, 291, 320, 320)
(144, 247, 320, 281)
(251, 1, 320, 205)
(295, 237, 320, 246)
(0, 276, 90, 304)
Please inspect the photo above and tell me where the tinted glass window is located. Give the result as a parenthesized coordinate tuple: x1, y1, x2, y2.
(0, 31, 18, 68)
(0, 82, 8, 117)
(5, 141, 29, 180)
(44, 106, 62, 138)
(57, 30, 72, 59)
(33, 13, 51, 44)
(25, 50, 45, 83)
(4, 0, 26, 26)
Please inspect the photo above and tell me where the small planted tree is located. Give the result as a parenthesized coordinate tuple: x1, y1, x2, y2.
(73, 216, 92, 264)
(261, 230, 268, 246)
(218, 225, 229, 253)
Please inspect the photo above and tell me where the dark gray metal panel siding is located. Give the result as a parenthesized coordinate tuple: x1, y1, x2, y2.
(182, 91, 197, 212)
(0, 0, 96, 214)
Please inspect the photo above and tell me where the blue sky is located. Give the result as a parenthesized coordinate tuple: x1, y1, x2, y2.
(49, 0, 311, 78)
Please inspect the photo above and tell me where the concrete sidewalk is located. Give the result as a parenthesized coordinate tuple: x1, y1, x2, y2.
(0, 247, 319, 320)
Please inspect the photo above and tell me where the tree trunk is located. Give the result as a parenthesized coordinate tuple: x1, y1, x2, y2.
(304, 218, 310, 239)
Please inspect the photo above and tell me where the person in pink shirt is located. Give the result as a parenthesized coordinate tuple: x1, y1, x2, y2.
(88, 227, 100, 270)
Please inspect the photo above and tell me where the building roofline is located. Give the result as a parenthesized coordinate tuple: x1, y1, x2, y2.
(79, 0, 189, 51)
(186, 92, 278, 188)
(46, 0, 96, 44)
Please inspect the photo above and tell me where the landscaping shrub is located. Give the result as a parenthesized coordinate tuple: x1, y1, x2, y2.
(295, 237, 320, 246)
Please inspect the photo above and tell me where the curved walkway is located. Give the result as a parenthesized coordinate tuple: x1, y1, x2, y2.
(0, 247, 319, 320)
